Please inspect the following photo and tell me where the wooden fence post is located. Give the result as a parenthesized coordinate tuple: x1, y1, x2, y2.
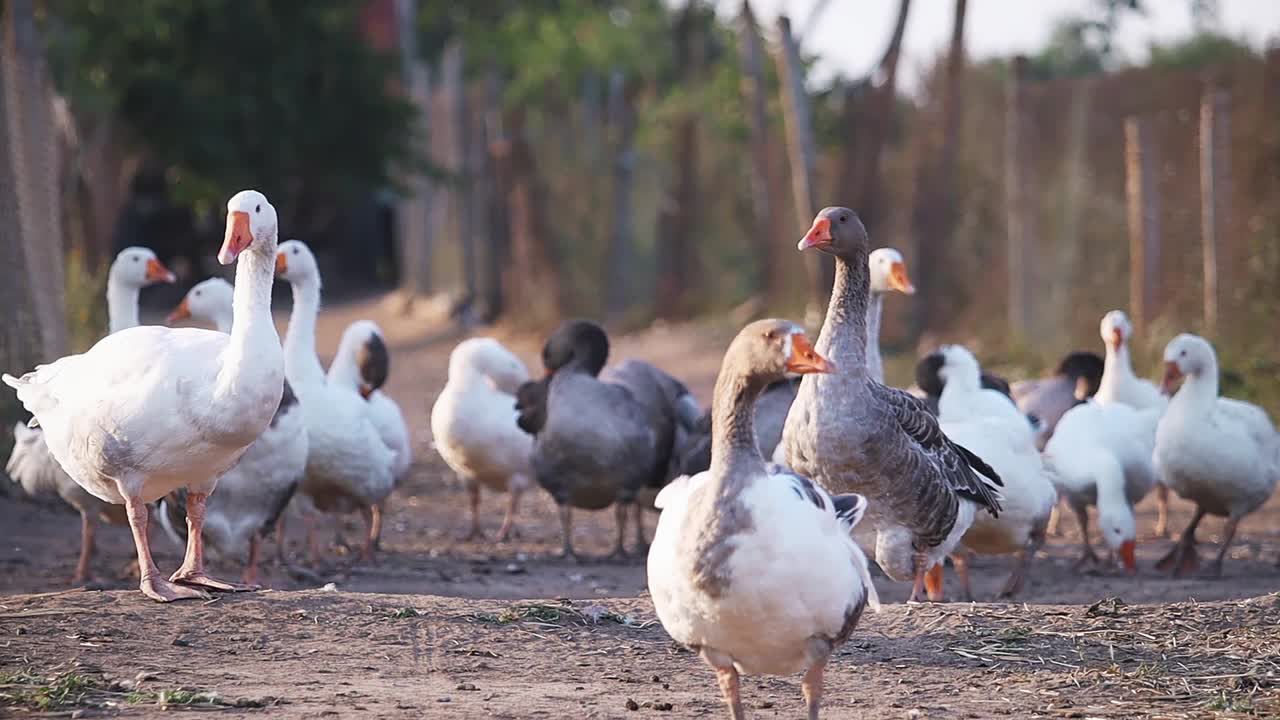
(1125, 116, 1161, 336)
(604, 70, 637, 321)
(775, 14, 832, 326)
(1004, 55, 1034, 340)
(393, 0, 432, 310)
(1199, 87, 1229, 336)
(736, 1, 778, 303)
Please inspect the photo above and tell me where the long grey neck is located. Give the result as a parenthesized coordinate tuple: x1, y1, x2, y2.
(815, 254, 869, 383)
(215, 244, 280, 397)
(709, 369, 769, 484)
(284, 275, 326, 388)
(106, 279, 141, 334)
(865, 292, 885, 383)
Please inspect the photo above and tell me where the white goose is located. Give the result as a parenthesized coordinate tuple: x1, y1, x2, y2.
(933, 345, 1057, 600)
(430, 338, 533, 541)
(159, 277, 309, 584)
(327, 319, 411, 550)
(274, 240, 396, 564)
(1094, 310, 1172, 535)
(1044, 400, 1159, 574)
(649, 319, 878, 720)
(865, 247, 916, 384)
(4, 190, 285, 602)
(1153, 334, 1279, 577)
(6, 247, 175, 584)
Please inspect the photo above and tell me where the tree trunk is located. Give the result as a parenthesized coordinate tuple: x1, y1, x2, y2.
(1004, 55, 1034, 341)
(1124, 116, 1161, 336)
(604, 71, 637, 322)
(736, 1, 779, 303)
(2, 0, 67, 362)
(854, 0, 911, 238)
(910, 0, 966, 337)
(393, 0, 432, 309)
(480, 69, 508, 323)
(1199, 86, 1229, 337)
(654, 2, 705, 320)
(503, 108, 567, 322)
(774, 14, 831, 326)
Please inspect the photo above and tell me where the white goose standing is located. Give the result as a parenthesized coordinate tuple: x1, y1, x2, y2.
(161, 277, 308, 583)
(4, 190, 285, 602)
(6, 247, 175, 584)
(1153, 334, 1279, 577)
(649, 319, 878, 720)
(275, 240, 396, 563)
(1094, 310, 1171, 535)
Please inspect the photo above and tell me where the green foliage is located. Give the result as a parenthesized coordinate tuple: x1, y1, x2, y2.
(63, 250, 108, 354)
(47, 0, 421, 216)
(1147, 32, 1255, 71)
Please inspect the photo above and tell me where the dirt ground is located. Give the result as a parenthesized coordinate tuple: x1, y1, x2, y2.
(2, 295, 1279, 718)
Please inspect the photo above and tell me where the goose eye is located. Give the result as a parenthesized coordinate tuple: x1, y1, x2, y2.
(292, 247, 299, 255)
(840, 214, 849, 223)
(194, 291, 202, 297)
(255, 204, 261, 214)
(133, 256, 140, 263)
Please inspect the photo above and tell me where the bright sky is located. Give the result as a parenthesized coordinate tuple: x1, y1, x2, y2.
(710, 0, 1280, 91)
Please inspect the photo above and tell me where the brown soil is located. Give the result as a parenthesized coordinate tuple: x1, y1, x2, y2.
(3, 296, 1279, 718)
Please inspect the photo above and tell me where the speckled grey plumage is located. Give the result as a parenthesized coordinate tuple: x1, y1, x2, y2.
(781, 207, 1003, 553)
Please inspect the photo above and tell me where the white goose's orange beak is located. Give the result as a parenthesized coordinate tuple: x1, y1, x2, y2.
(275, 251, 288, 276)
(1160, 360, 1182, 396)
(219, 210, 253, 265)
(785, 332, 835, 375)
(1119, 540, 1137, 575)
(798, 216, 832, 251)
(166, 298, 191, 325)
(888, 261, 915, 294)
(1110, 328, 1124, 351)
(145, 257, 177, 284)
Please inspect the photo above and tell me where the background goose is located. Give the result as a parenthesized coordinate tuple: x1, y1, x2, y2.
(275, 240, 396, 564)
(5, 247, 174, 584)
(781, 207, 1003, 603)
(680, 246, 915, 476)
(516, 320, 690, 559)
(159, 277, 307, 584)
(4, 190, 285, 602)
(432, 338, 533, 541)
(931, 345, 1057, 600)
(1153, 334, 1280, 577)
(1012, 351, 1105, 450)
(328, 320, 411, 551)
(648, 319, 877, 720)
(912, 352, 1018, 417)
(1044, 400, 1159, 574)
(1094, 310, 1171, 536)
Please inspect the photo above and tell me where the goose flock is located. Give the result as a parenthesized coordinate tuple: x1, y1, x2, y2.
(5, 193, 1279, 718)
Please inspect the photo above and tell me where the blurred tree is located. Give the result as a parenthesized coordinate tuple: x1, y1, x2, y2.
(47, 0, 420, 236)
(1148, 32, 1253, 71)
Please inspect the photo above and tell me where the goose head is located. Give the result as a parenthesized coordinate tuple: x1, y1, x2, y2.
(167, 277, 234, 326)
(798, 206, 869, 260)
(449, 338, 529, 392)
(542, 319, 609, 377)
(1100, 310, 1133, 353)
(274, 239, 320, 285)
(220, 190, 279, 265)
(868, 248, 915, 296)
(936, 344, 983, 391)
(723, 319, 834, 383)
(334, 320, 390, 398)
(1096, 502, 1138, 574)
(1161, 333, 1215, 394)
(110, 247, 176, 288)
(1056, 351, 1105, 397)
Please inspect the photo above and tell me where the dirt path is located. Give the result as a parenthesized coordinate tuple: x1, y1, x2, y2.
(3, 296, 1279, 717)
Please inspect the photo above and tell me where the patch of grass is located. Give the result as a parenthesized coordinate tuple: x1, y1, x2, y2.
(0, 671, 102, 711)
(1204, 692, 1253, 713)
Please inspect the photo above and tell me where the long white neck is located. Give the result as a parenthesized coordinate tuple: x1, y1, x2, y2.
(1169, 367, 1219, 419)
(865, 292, 885, 383)
(215, 244, 281, 399)
(284, 274, 327, 389)
(106, 277, 141, 334)
(1099, 342, 1137, 396)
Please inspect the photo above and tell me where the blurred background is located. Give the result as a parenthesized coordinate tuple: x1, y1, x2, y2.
(1, 0, 1278, 438)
